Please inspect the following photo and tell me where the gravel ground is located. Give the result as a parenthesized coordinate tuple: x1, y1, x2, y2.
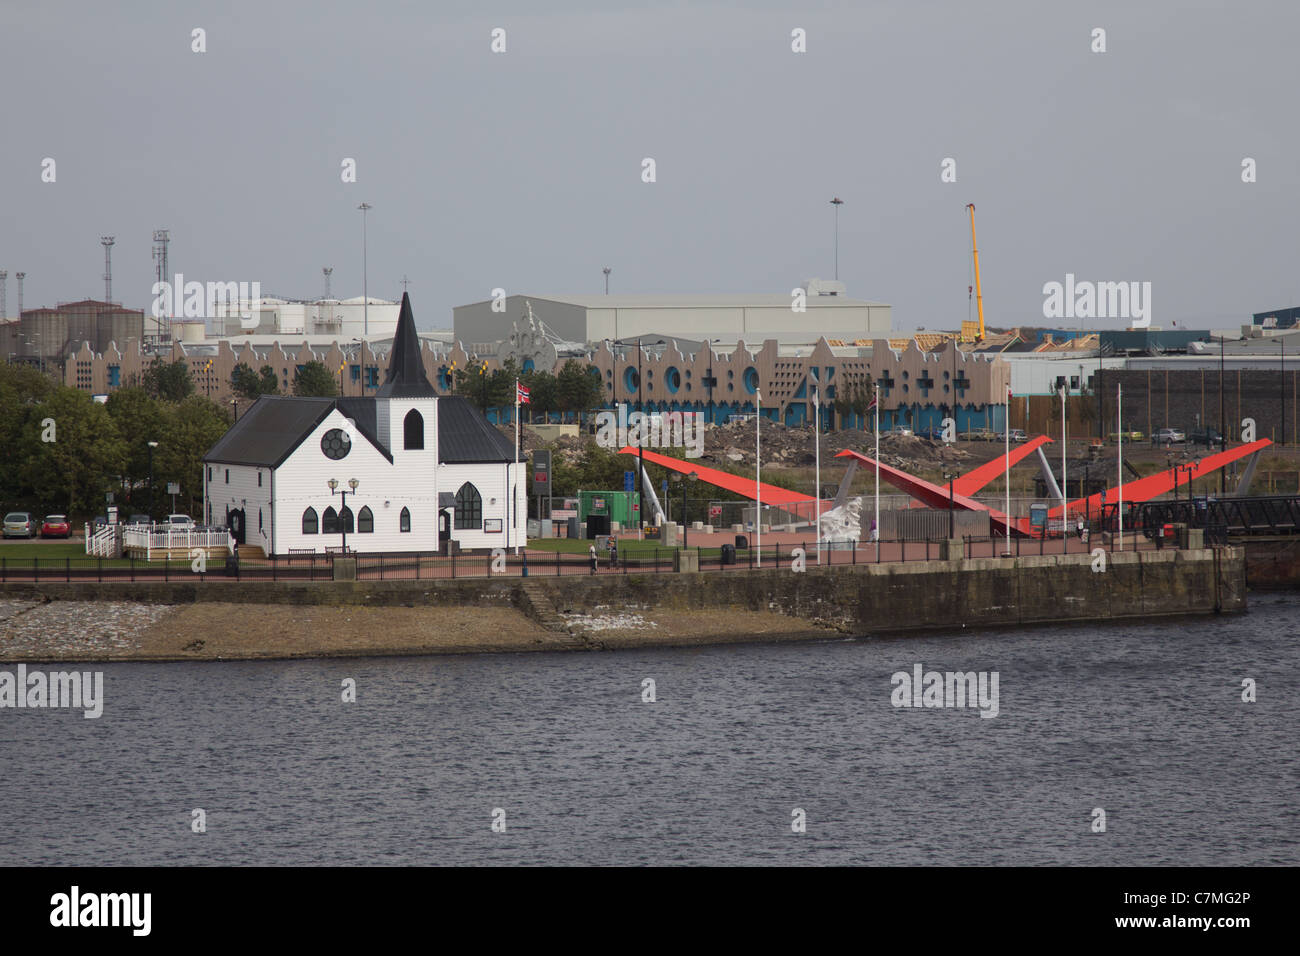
(0, 600, 178, 658)
(0, 598, 842, 661)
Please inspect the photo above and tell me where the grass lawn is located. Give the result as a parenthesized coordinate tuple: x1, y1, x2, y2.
(526, 535, 769, 558)
(0, 541, 87, 558)
(0, 540, 184, 569)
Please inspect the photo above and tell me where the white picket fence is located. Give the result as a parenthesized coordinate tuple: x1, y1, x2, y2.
(85, 524, 119, 557)
(122, 526, 234, 560)
(86, 524, 233, 560)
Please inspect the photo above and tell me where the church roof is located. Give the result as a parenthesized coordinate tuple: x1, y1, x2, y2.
(375, 292, 436, 398)
(203, 394, 513, 467)
(437, 396, 516, 463)
(203, 396, 392, 468)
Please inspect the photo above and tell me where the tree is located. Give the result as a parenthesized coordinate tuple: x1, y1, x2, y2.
(105, 387, 169, 508)
(141, 357, 195, 402)
(0, 362, 55, 507)
(20, 387, 127, 517)
(156, 396, 233, 518)
(557, 360, 603, 423)
(521, 369, 559, 421)
(232, 362, 280, 399)
(293, 361, 338, 397)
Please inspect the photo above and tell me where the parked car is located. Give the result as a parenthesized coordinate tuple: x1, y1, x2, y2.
(888, 425, 914, 437)
(1008, 428, 1028, 442)
(40, 515, 71, 538)
(915, 425, 948, 441)
(1108, 429, 1145, 443)
(126, 514, 151, 526)
(960, 428, 997, 441)
(1189, 427, 1224, 447)
(167, 514, 196, 529)
(1153, 428, 1186, 444)
(3, 512, 38, 538)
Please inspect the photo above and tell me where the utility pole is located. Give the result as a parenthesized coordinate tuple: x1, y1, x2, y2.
(101, 236, 115, 303)
(358, 202, 372, 337)
(829, 198, 844, 281)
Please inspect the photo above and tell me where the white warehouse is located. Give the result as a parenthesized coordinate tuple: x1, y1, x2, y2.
(453, 280, 891, 350)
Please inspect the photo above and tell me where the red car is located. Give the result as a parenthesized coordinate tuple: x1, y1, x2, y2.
(40, 515, 71, 538)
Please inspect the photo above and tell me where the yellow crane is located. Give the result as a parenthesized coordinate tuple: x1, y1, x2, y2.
(965, 203, 986, 342)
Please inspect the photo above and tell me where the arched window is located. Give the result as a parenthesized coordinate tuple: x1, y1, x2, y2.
(302, 507, 318, 534)
(404, 408, 425, 450)
(454, 483, 482, 530)
(339, 506, 354, 534)
(322, 507, 338, 534)
(357, 506, 374, 533)
(400, 507, 411, 533)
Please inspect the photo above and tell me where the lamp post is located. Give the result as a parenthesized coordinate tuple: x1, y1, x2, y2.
(944, 470, 959, 539)
(682, 471, 697, 549)
(357, 202, 372, 337)
(829, 197, 844, 280)
(603, 267, 611, 294)
(1219, 332, 1226, 494)
(147, 441, 159, 521)
(611, 335, 666, 535)
(706, 338, 720, 425)
(329, 477, 359, 553)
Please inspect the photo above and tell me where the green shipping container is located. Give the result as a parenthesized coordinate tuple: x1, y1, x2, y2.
(577, 490, 641, 528)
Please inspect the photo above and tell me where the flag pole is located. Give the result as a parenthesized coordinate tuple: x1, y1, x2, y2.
(756, 387, 762, 568)
(874, 390, 879, 561)
(814, 385, 821, 565)
(1117, 383, 1124, 552)
(1004, 384, 1011, 555)
(1061, 383, 1068, 523)
(514, 378, 520, 555)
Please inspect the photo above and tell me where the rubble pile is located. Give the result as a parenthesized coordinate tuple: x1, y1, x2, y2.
(503, 418, 976, 474)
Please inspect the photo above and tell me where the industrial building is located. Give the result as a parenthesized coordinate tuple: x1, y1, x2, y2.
(452, 280, 891, 351)
(1, 299, 145, 367)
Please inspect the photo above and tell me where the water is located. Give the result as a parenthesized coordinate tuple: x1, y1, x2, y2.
(2, 596, 1297, 866)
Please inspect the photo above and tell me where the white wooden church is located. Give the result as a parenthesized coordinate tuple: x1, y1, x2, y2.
(203, 294, 525, 556)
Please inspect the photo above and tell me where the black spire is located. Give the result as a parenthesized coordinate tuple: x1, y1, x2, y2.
(376, 292, 435, 398)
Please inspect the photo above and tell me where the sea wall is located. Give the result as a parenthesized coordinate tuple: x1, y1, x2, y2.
(1, 547, 1245, 638)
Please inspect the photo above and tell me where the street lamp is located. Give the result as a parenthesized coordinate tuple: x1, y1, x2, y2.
(357, 202, 372, 337)
(610, 335, 665, 535)
(147, 441, 159, 521)
(328, 477, 359, 553)
(704, 338, 721, 425)
(830, 197, 844, 280)
(943, 470, 960, 539)
(682, 471, 698, 549)
(603, 267, 611, 294)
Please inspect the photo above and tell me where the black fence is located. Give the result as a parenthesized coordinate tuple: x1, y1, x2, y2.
(0, 529, 1210, 584)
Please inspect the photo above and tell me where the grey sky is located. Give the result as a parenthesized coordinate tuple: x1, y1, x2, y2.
(2, 0, 1296, 333)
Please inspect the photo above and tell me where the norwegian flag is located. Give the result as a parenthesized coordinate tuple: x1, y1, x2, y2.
(867, 393, 877, 412)
(516, 381, 531, 404)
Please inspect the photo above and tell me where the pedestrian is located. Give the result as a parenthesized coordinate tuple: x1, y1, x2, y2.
(609, 537, 618, 568)
(870, 518, 878, 542)
(589, 543, 597, 575)
(1076, 516, 1085, 539)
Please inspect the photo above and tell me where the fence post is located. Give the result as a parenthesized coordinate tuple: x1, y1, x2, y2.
(98, 557, 102, 583)
(33, 557, 38, 583)
(130, 556, 134, 582)
(452, 550, 456, 579)
(66, 557, 70, 582)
